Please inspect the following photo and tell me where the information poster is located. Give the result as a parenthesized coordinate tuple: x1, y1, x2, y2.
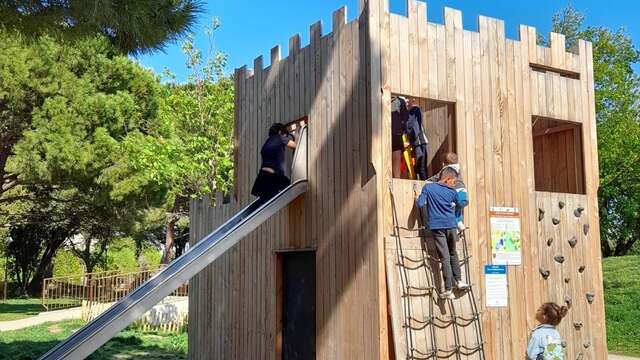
(485, 265, 508, 307)
(490, 207, 522, 265)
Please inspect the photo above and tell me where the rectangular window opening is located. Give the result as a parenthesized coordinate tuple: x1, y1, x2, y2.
(391, 95, 457, 180)
(532, 116, 586, 194)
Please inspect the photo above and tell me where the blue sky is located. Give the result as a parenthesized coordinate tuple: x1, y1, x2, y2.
(136, 0, 640, 82)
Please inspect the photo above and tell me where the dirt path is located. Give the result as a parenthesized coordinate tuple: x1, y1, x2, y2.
(0, 307, 81, 331)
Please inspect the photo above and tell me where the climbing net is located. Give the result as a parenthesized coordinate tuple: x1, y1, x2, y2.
(389, 182, 485, 360)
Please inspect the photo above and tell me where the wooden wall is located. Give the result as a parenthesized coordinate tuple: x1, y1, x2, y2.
(374, 1, 606, 359)
(189, 5, 386, 359)
(190, 1, 606, 359)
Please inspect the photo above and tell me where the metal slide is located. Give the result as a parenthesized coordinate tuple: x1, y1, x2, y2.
(40, 126, 308, 360)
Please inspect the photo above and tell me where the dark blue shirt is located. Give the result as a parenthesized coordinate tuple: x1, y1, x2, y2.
(260, 134, 290, 175)
(416, 182, 463, 230)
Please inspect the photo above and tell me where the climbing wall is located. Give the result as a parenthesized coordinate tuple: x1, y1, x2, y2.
(535, 192, 600, 359)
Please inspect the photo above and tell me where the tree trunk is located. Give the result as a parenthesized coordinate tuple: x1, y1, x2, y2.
(162, 218, 176, 264)
(27, 239, 63, 296)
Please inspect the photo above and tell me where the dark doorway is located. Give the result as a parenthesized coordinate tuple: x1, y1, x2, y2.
(277, 251, 316, 360)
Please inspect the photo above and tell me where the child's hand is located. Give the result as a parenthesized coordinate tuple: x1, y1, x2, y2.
(404, 141, 411, 148)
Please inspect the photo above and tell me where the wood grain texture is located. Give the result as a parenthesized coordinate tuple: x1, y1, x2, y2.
(190, 2, 605, 359)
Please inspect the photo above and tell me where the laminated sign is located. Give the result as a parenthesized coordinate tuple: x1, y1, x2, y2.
(490, 207, 521, 265)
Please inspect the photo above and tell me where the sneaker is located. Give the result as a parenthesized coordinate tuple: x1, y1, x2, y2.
(455, 281, 470, 290)
(457, 221, 467, 231)
(440, 290, 455, 300)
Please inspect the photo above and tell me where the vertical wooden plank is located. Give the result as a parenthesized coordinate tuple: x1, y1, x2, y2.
(389, 15, 400, 91)
(427, 23, 438, 98)
(436, 24, 447, 100)
(407, 0, 419, 96)
(417, 2, 428, 98)
(398, 16, 410, 94)
(444, 8, 458, 101)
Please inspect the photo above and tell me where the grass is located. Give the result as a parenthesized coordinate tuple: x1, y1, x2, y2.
(0, 299, 45, 322)
(603, 255, 640, 356)
(0, 319, 187, 360)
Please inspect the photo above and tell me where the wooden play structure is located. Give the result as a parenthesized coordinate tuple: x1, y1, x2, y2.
(189, 0, 606, 358)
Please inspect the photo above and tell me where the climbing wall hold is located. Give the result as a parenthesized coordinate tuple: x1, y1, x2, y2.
(554, 255, 565, 264)
(559, 201, 565, 209)
(583, 341, 591, 349)
(568, 236, 578, 248)
(561, 340, 568, 348)
(574, 207, 584, 217)
(586, 292, 595, 304)
(576, 352, 584, 360)
(547, 238, 554, 247)
(579, 265, 586, 273)
(539, 268, 550, 280)
(564, 295, 572, 308)
(538, 208, 545, 221)
(564, 277, 571, 284)
(573, 321, 583, 330)
(552, 218, 560, 225)
(584, 224, 590, 235)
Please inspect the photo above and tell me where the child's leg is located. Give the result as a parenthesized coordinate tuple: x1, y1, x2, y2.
(432, 229, 454, 290)
(446, 229, 462, 283)
(416, 153, 427, 180)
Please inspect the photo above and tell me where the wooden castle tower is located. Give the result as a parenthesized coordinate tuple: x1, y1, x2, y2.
(189, 1, 607, 358)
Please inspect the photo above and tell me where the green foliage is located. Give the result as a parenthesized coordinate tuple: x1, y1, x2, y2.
(0, 1, 203, 55)
(0, 319, 187, 359)
(0, 30, 171, 292)
(101, 238, 139, 273)
(550, 6, 640, 256)
(52, 250, 84, 278)
(603, 255, 640, 355)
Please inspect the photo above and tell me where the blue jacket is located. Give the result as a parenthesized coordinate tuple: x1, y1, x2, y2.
(455, 187, 468, 223)
(416, 183, 465, 230)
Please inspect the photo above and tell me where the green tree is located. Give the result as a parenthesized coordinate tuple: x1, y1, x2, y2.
(0, 0, 203, 54)
(550, 6, 640, 256)
(112, 20, 235, 263)
(0, 31, 169, 293)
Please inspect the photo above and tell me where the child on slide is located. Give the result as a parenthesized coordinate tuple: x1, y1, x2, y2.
(428, 152, 468, 231)
(526, 302, 568, 359)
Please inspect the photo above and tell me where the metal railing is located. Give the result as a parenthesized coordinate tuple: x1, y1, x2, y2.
(42, 266, 188, 312)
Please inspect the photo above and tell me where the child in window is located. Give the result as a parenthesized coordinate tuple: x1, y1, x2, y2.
(405, 97, 428, 180)
(526, 302, 568, 360)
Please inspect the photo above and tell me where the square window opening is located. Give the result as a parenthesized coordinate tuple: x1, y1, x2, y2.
(532, 116, 586, 194)
(391, 95, 457, 180)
